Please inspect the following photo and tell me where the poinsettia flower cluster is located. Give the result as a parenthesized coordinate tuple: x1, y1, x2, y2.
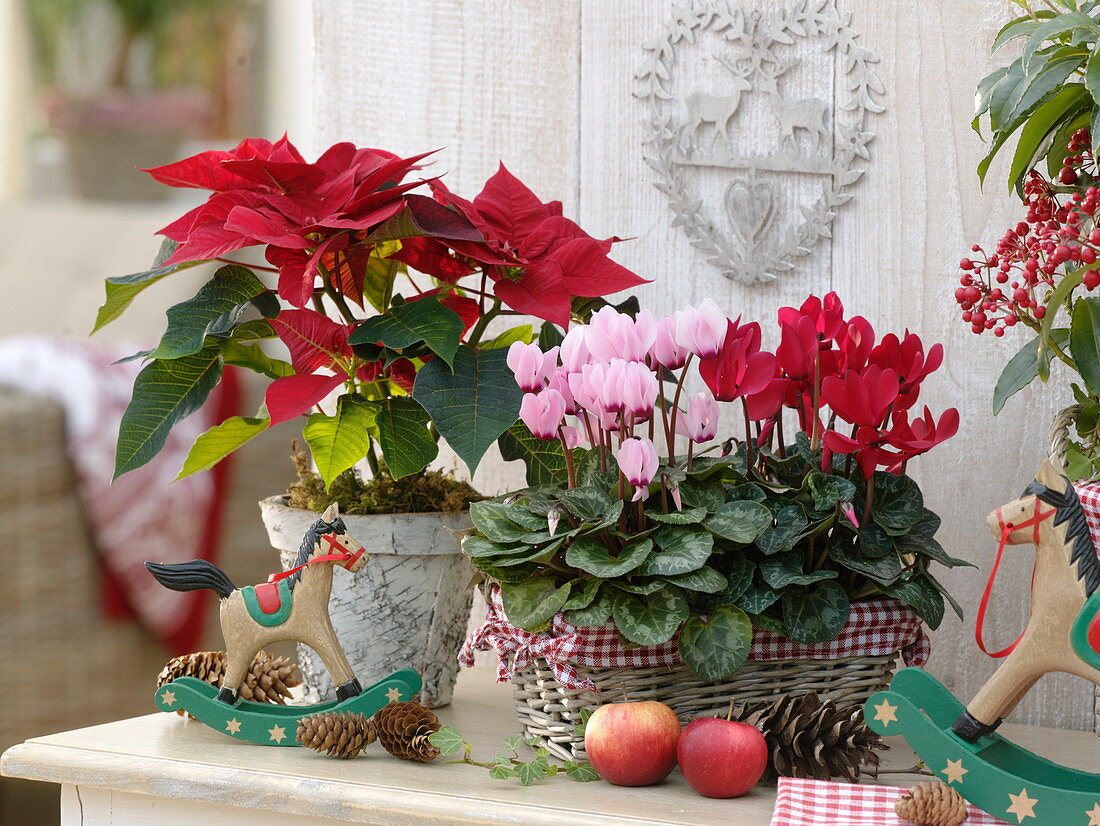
(507, 294, 958, 511)
(146, 135, 646, 326)
(955, 129, 1100, 338)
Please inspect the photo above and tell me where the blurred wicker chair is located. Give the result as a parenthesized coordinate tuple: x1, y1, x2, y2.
(0, 386, 295, 751)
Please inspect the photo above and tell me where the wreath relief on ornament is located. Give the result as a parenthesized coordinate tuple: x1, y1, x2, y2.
(636, 0, 884, 283)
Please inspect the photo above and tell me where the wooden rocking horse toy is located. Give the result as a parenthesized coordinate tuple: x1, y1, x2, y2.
(865, 411, 1100, 824)
(145, 503, 422, 746)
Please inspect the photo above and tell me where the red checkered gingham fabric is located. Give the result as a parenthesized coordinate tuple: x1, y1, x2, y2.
(1073, 482, 1100, 555)
(771, 778, 1008, 826)
(460, 584, 930, 690)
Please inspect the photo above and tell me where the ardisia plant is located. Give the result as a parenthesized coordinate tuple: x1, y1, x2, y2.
(96, 136, 646, 501)
(463, 294, 967, 683)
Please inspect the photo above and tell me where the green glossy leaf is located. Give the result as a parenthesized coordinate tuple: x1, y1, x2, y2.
(362, 242, 402, 313)
(828, 540, 903, 586)
(175, 414, 269, 479)
(760, 551, 838, 589)
(498, 422, 567, 486)
(1022, 13, 1099, 72)
(349, 296, 463, 367)
(737, 584, 781, 614)
(677, 605, 752, 682)
(646, 506, 708, 525)
(1010, 84, 1090, 193)
(612, 587, 689, 646)
(302, 395, 378, 489)
(470, 501, 531, 543)
(782, 581, 851, 644)
(114, 345, 223, 478)
(992, 11, 1054, 53)
(92, 238, 203, 333)
(993, 330, 1070, 413)
(413, 346, 522, 474)
(1005, 48, 1085, 130)
(150, 265, 269, 359)
(501, 578, 572, 630)
(640, 526, 714, 575)
(218, 339, 294, 379)
(884, 577, 946, 630)
(1072, 297, 1100, 395)
(756, 505, 809, 555)
(662, 565, 727, 593)
(427, 725, 465, 756)
(704, 500, 772, 543)
(1039, 266, 1085, 373)
(871, 473, 924, 533)
(565, 536, 653, 577)
(376, 397, 438, 478)
(859, 523, 895, 558)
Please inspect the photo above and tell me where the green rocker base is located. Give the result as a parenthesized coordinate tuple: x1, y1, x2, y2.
(154, 669, 424, 746)
(864, 668, 1100, 825)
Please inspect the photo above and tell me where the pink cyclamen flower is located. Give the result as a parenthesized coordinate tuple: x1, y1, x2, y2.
(676, 391, 720, 443)
(650, 314, 689, 370)
(569, 362, 607, 415)
(674, 298, 728, 359)
(586, 306, 658, 363)
(519, 388, 566, 440)
(547, 367, 577, 414)
(507, 341, 559, 393)
(619, 360, 659, 421)
(559, 325, 591, 372)
(617, 437, 659, 502)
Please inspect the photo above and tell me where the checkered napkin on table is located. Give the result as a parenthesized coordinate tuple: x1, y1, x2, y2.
(770, 778, 1008, 826)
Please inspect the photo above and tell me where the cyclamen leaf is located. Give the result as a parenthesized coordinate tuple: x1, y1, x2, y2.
(376, 397, 437, 479)
(302, 395, 378, 489)
(646, 507, 708, 525)
(737, 584, 781, 614)
(470, 501, 531, 543)
(705, 500, 772, 543)
(759, 551, 838, 589)
(871, 473, 924, 533)
(114, 345, 223, 478)
(150, 265, 270, 359)
(641, 526, 713, 576)
(756, 505, 809, 555)
(564, 591, 614, 627)
(677, 605, 752, 682)
(348, 296, 463, 367)
(662, 565, 727, 593)
(565, 537, 653, 578)
(501, 578, 572, 630)
(782, 581, 850, 644)
(176, 415, 269, 479)
(612, 588, 688, 646)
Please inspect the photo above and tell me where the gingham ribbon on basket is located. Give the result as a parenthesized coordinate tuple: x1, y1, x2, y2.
(1072, 481, 1100, 553)
(770, 778, 1007, 825)
(460, 584, 931, 691)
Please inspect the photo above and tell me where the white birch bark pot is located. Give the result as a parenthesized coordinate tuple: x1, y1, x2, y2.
(259, 496, 473, 707)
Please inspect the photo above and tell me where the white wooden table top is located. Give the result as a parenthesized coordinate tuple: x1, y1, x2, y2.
(3, 668, 1099, 825)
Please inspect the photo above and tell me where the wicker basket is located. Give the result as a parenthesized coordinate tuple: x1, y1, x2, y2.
(512, 653, 898, 761)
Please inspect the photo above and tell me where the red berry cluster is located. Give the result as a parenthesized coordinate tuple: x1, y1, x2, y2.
(955, 130, 1100, 337)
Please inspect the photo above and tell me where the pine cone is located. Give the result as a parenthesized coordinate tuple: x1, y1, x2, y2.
(373, 701, 442, 762)
(297, 712, 376, 759)
(896, 782, 968, 826)
(731, 692, 886, 783)
(156, 651, 301, 715)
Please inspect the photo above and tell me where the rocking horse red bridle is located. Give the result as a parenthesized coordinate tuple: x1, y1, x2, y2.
(974, 498, 1056, 658)
(266, 533, 365, 584)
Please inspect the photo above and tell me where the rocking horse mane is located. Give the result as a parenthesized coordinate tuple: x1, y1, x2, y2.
(287, 516, 348, 590)
(1023, 479, 1100, 597)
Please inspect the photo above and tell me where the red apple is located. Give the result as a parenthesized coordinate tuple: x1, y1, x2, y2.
(677, 717, 768, 798)
(584, 700, 681, 786)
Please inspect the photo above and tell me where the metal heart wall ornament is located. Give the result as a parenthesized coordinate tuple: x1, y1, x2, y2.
(636, 0, 884, 284)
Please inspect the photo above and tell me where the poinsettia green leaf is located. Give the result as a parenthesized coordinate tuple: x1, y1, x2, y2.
(349, 295, 462, 367)
(705, 500, 772, 543)
(150, 265, 271, 359)
(565, 536, 653, 578)
(483, 325, 534, 350)
(677, 605, 752, 682)
(756, 505, 808, 555)
(376, 396, 438, 479)
(501, 578, 572, 630)
(640, 526, 713, 576)
(302, 395, 378, 489)
(362, 242, 402, 313)
(413, 346, 522, 474)
(114, 344, 223, 478)
(759, 551, 838, 589)
(782, 581, 850, 644)
(662, 565, 727, 593)
(612, 587, 688, 646)
(498, 422, 567, 486)
(218, 339, 294, 379)
(92, 238, 204, 334)
(871, 472, 924, 533)
(175, 414, 269, 480)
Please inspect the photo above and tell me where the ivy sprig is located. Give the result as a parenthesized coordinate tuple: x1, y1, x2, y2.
(426, 726, 599, 785)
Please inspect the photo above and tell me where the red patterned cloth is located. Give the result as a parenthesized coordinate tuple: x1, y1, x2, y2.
(1073, 481, 1100, 555)
(0, 336, 239, 654)
(460, 584, 930, 691)
(771, 778, 1008, 825)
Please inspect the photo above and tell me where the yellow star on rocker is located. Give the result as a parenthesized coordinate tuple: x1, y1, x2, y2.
(871, 699, 898, 727)
(941, 758, 968, 784)
(159, 690, 177, 707)
(224, 718, 242, 735)
(267, 724, 287, 743)
(1006, 788, 1038, 822)
(1087, 802, 1100, 826)
(386, 687, 402, 702)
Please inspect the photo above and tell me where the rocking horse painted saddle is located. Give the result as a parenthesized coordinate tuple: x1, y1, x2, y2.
(144, 503, 423, 746)
(864, 409, 1100, 823)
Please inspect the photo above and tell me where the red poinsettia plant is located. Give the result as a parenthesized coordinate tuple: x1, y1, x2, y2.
(97, 136, 646, 486)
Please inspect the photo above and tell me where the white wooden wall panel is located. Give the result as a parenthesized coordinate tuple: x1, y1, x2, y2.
(313, 0, 1095, 728)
